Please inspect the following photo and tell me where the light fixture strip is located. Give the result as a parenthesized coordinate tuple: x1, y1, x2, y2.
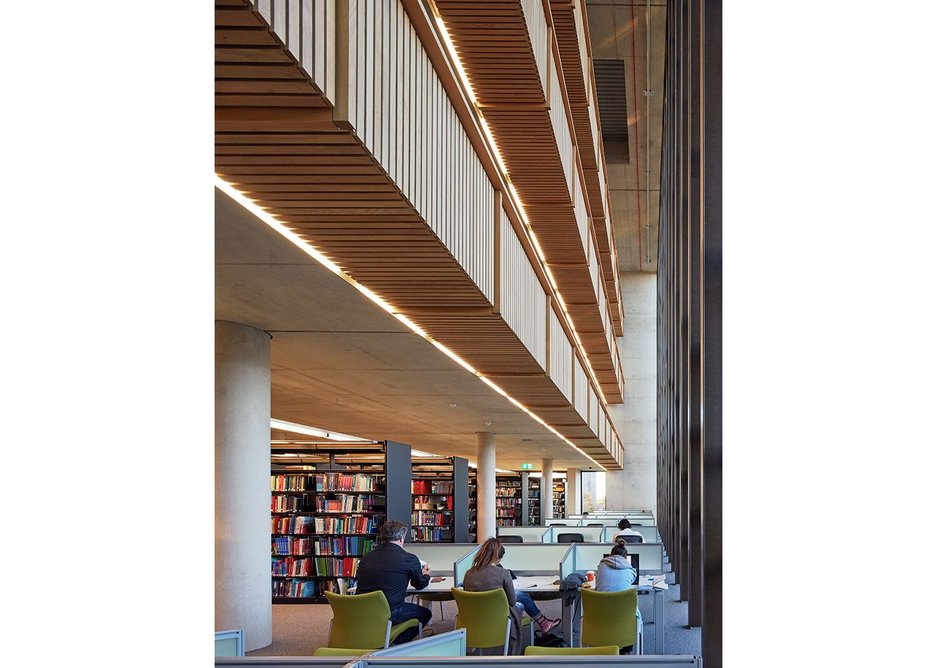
(217, 176, 606, 471)
(427, 3, 613, 409)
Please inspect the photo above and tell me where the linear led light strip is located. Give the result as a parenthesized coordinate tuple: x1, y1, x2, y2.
(270, 418, 367, 442)
(431, 9, 612, 408)
(216, 175, 606, 471)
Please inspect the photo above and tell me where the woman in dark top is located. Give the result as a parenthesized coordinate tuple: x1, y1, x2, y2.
(462, 538, 560, 653)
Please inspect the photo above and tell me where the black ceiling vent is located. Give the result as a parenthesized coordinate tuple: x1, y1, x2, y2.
(593, 59, 630, 163)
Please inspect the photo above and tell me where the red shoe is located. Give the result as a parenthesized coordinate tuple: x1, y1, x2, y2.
(537, 617, 560, 635)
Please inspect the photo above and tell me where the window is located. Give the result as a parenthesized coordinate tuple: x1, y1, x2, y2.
(581, 471, 607, 512)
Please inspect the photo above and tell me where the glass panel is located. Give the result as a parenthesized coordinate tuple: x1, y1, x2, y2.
(581, 471, 607, 512)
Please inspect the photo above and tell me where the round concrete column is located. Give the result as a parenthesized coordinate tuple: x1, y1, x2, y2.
(566, 468, 580, 516)
(476, 432, 497, 542)
(216, 321, 272, 651)
(542, 458, 554, 520)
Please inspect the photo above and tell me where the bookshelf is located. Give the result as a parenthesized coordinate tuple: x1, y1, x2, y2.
(468, 468, 477, 542)
(410, 456, 455, 542)
(270, 440, 411, 603)
(495, 473, 522, 527)
(552, 478, 566, 518)
(527, 475, 541, 525)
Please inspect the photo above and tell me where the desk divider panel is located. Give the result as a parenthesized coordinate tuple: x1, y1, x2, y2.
(498, 543, 572, 573)
(559, 543, 576, 580)
(453, 545, 481, 587)
(548, 526, 604, 542)
(405, 544, 478, 574)
(545, 519, 579, 527)
(573, 543, 665, 574)
(215, 630, 244, 657)
(354, 656, 702, 667)
(496, 526, 550, 542)
(371, 629, 466, 657)
(602, 526, 658, 543)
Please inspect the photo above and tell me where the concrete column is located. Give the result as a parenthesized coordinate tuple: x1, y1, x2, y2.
(542, 458, 554, 521)
(476, 432, 497, 541)
(216, 321, 272, 651)
(566, 468, 580, 516)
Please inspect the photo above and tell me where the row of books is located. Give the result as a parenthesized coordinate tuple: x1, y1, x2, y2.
(314, 515, 380, 535)
(273, 536, 374, 556)
(271, 474, 310, 492)
(271, 556, 361, 577)
(272, 577, 352, 598)
(273, 515, 315, 534)
(315, 495, 382, 512)
(496, 488, 519, 497)
(413, 494, 452, 510)
(412, 479, 454, 494)
(496, 498, 519, 508)
(411, 511, 451, 526)
(272, 495, 304, 513)
(411, 526, 453, 542)
(314, 473, 381, 492)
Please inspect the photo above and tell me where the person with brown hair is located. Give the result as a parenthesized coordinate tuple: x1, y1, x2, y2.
(462, 537, 560, 653)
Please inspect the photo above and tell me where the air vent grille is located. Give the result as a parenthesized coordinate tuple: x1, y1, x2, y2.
(594, 59, 630, 163)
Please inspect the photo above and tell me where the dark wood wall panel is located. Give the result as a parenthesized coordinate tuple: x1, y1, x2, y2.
(656, 0, 720, 665)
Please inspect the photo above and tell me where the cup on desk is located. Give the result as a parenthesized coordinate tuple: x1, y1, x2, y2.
(586, 570, 595, 582)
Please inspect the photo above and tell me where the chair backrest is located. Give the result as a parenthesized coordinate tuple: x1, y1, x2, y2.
(557, 532, 584, 544)
(524, 645, 620, 655)
(324, 590, 391, 649)
(622, 534, 643, 544)
(580, 588, 638, 648)
(499, 535, 523, 543)
(587, 523, 604, 527)
(313, 647, 371, 656)
(450, 587, 511, 649)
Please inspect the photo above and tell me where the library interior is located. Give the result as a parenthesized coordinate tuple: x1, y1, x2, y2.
(215, 0, 720, 667)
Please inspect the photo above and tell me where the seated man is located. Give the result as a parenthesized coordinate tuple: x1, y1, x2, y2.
(612, 518, 644, 543)
(354, 520, 432, 643)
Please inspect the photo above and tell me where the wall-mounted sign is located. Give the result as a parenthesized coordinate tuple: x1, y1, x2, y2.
(521, 463, 532, 470)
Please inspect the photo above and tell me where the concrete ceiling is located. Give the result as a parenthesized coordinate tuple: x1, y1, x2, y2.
(216, 188, 600, 472)
(587, 0, 666, 274)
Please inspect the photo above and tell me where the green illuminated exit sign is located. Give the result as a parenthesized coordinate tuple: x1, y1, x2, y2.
(521, 463, 532, 470)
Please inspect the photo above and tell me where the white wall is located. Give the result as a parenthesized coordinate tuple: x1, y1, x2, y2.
(606, 272, 657, 514)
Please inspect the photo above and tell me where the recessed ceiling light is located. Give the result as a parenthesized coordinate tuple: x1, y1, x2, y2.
(484, 419, 493, 426)
(449, 402, 458, 408)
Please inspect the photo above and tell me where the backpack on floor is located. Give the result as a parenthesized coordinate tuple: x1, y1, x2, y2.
(534, 632, 568, 648)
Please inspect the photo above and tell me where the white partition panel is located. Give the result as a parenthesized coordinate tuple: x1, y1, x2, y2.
(573, 356, 588, 421)
(346, 0, 495, 304)
(253, 0, 337, 105)
(499, 543, 572, 573)
(497, 526, 550, 543)
(521, 0, 548, 96)
(548, 56, 575, 202)
(589, 385, 599, 432)
(549, 309, 573, 402)
(404, 544, 478, 574)
(573, 171, 589, 255)
(500, 212, 547, 368)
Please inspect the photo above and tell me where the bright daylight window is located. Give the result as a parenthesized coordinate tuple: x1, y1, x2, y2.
(581, 471, 607, 512)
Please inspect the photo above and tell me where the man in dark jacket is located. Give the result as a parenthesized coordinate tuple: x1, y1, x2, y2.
(355, 520, 432, 643)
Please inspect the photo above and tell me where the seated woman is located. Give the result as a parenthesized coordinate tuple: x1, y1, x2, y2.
(463, 538, 561, 654)
(594, 537, 643, 627)
(594, 537, 637, 592)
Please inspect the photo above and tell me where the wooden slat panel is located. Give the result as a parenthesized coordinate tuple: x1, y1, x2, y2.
(549, 308, 573, 403)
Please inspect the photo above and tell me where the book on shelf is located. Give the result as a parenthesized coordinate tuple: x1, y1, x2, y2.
(411, 526, 453, 542)
(314, 472, 382, 492)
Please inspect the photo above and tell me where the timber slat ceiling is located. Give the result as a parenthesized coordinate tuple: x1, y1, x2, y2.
(215, 0, 621, 469)
(434, 0, 623, 402)
(550, 0, 621, 335)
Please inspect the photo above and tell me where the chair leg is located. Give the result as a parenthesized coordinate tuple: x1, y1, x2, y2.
(418, 622, 423, 639)
(438, 600, 445, 620)
(384, 620, 392, 649)
(503, 618, 512, 655)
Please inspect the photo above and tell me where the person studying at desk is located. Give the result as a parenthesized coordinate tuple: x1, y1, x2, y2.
(354, 520, 433, 643)
(613, 518, 644, 543)
(463, 537, 560, 654)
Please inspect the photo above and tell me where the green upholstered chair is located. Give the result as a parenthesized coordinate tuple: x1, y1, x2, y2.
(579, 587, 643, 654)
(312, 647, 371, 656)
(323, 590, 422, 650)
(525, 645, 620, 655)
(451, 587, 516, 655)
